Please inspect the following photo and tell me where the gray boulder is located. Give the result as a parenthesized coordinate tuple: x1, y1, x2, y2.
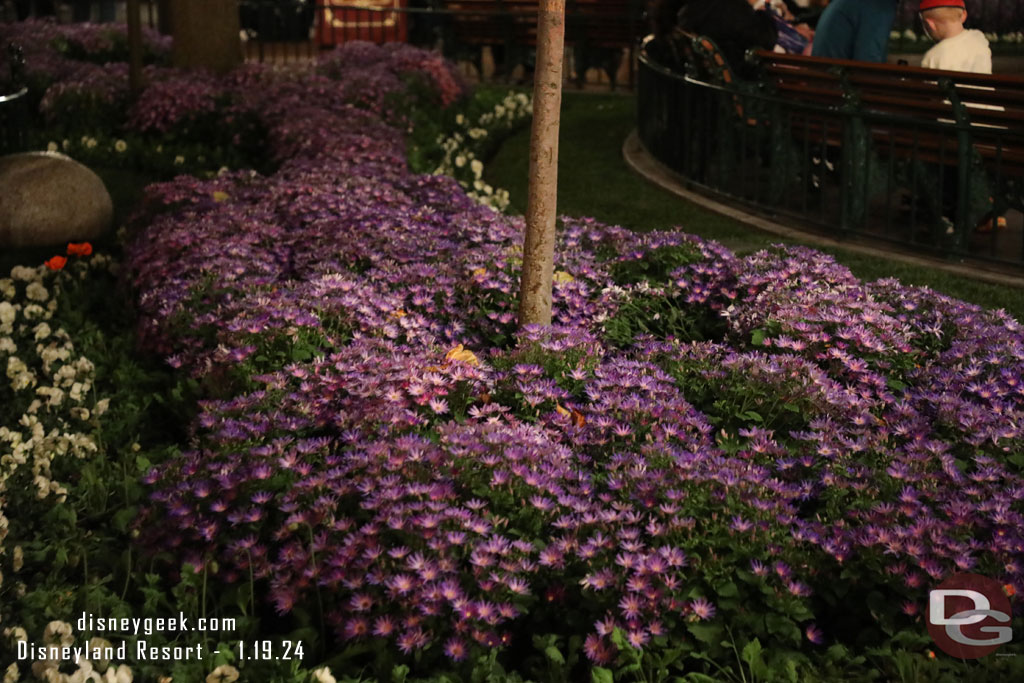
(0, 151, 113, 248)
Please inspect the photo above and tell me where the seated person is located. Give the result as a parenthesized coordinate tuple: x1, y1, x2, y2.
(750, 0, 815, 54)
(812, 0, 899, 63)
(919, 0, 992, 74)
(677, 0, 778, 78)
(645, 0, 690, 71)
(917, 0, 1002, 232)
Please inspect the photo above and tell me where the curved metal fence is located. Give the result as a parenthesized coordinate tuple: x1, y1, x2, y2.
(0, 43, 28, 155)
(636, 49, 1024, 270)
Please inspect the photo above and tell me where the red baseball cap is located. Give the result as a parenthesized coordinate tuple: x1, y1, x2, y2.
(919, 0, 966, 10)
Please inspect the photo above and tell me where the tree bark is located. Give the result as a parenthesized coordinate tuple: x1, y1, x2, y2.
(518, 0, 565, 328)
(169, 0, 241, 73)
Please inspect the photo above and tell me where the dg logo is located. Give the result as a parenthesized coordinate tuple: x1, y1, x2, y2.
(926, 573, 1014, 659)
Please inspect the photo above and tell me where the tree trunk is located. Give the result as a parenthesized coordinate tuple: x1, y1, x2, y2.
(517, 0, 565, 327)
(169, 0, 241, 73)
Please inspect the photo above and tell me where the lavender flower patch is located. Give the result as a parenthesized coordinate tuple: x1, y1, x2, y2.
(108, 39, 1024, 677)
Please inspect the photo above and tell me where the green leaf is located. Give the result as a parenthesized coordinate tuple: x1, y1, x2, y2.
(751, 329, 766, 346)
(591, 667, 614, 683)
(716, 581, 739, 599)
(687, 622, 725, 645)
(887, 376, 908, 392)
(544, 645, 565, 666)
(391, 664, 410, 683)
(741, 638, 762, 664)
(765, 614, 801, 645)
(741, 639, 769, 679)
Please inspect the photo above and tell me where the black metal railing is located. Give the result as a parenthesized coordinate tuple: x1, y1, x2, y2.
(0, 43, 28, 155)
(637, 49, 1024, 269)
(238, 1, 647, 88)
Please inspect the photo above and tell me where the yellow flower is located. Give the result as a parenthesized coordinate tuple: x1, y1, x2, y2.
(212, 191, 230, 202)
(445, 344, 479, 366)
(552, 271, 574, 284)
(389, 309, 407, 319)
(555, 404, 570, 418)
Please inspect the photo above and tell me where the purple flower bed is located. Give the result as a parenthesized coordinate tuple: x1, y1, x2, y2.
(114, 42, 1024, 677)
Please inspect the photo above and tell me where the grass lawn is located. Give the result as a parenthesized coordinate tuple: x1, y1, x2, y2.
(485, 91, 1024, 321)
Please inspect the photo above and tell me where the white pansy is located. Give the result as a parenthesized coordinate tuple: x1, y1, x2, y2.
(42, 621, 73, 647)
(10, 266, 36, 282)
(311, 668, 337, 683)
(25, 283, 48, 303)
(22, 304, 45, 321)
(102, 665, 132, 683)
(0, 302, 14, 326)
(205, 664, 240, 683)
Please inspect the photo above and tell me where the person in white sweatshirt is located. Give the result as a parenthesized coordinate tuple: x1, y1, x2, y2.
(919, 0, 992, 74)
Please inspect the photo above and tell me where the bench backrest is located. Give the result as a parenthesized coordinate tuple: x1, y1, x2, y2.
(751, 50, 1024, 171)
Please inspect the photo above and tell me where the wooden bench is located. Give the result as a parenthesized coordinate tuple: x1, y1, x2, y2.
(671, 32, 1023, 237)
(441, 0, 645, 88)
(750, 50, 1024, 233)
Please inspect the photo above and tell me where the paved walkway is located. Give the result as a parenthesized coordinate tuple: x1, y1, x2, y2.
(622, 130, 1024, 289)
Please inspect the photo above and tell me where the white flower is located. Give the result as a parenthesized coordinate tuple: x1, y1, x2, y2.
(114, 140, 127, 153)
(455, 113, 466, 125)
(43, 621, 73, 647)
(12, 546, 22, 572)
(3, 662, 18, 683)
(470, 159, 484, 178)
(311, 668, 337, 683)
(33, 323, 51, 341)
(25, 283, 48, 302)
(206, 665, 239, 683)
(94, 398, 110, 416)
(62, 139, 70, 150)
(174, 155, 185, 165)
(4, 627, 28, 644)
(0, 302, 15, 326)
(10, 266, 36, 282)
(0, 278, 14, 299)
(102, 665, 132, 683)
(902, 28, 917, 41)
(0, 337, 15, 353)
(85, 138, 98, 149)
(455, 155, 466, 168)
(22, 304, 46, 321)
(46, 142, 58, 153)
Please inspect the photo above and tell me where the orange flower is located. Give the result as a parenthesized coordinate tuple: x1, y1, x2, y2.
(1004, 583, 1017, 597)
(45, 256, 67, 271)
(67, 242, 93, 256)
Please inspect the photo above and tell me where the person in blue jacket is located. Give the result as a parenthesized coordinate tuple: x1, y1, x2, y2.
(811, 0, 901, 62)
